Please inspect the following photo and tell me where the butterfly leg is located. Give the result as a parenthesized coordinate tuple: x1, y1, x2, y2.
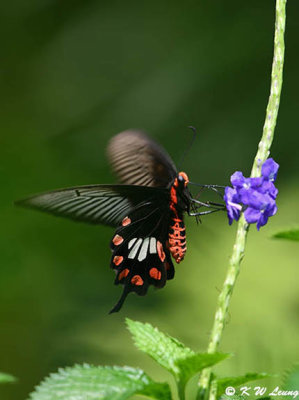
(189, 209, 223, 216)
(191, 198, 225, 210)
(189, 183, 226, 189)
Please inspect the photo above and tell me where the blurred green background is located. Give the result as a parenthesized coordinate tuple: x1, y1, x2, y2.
(1, 1, 299, 399)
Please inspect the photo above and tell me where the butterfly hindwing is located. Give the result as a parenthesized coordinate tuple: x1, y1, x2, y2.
(109, 202, 175, 313)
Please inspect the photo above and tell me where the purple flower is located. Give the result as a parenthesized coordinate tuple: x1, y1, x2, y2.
(257, 180, 278, 199)
(261, 158, 279, 181)
(223, 187, 242, 225)
(243, 193, 277, 230)
(224, 158, 279, 229)
(231, 171, 263, 190)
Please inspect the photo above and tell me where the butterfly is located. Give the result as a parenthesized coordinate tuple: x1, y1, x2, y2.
(16, 130, 224, 313)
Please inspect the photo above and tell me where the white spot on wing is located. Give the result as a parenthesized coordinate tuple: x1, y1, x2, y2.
(138, 238, 149, 261)
(128, 238, 137, 249)
(150, 237, 157, 254)
(128, 238, 142, 259)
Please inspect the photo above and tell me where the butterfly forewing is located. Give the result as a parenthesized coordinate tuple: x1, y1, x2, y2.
(16, 184, 169, 227)
(107, 130, 177, 188)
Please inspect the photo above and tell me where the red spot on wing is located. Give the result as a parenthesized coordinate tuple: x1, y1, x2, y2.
(149, 267, 161, 280)
(113, 256, 123, 266)
(131, 275, 144, 286)
(122, 216, 131, 226)
(118, 268, 129, 280)
(157, 241, 166, 262)
(113, 234, 124, 246)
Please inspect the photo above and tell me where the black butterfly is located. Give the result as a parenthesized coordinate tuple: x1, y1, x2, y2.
(16, 130, 224, 313)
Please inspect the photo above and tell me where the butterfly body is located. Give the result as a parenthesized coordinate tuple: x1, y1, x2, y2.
(168, 172, 190, 263)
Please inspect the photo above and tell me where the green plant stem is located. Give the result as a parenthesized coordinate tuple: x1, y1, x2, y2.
(250, 0, 286, 176)
(198, 0, 287, 397)
(209, 379, 217, 400)
(178, 381, 186, 400)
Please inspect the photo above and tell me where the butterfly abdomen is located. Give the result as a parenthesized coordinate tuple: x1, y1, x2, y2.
(168, 216, 186, 263)
(168, 176, 187, 263)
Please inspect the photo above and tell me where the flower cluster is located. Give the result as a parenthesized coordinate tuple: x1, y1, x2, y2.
(224, 158, 279, 230)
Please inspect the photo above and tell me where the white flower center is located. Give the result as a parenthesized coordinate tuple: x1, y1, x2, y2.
(228, 201, 242, 211)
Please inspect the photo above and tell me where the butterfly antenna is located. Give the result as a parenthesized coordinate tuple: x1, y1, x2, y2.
(178, 126, 198, 170)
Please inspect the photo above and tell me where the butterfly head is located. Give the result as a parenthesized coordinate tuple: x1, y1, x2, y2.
(174, 171, 189, 188)
(171, 171, 191, 212)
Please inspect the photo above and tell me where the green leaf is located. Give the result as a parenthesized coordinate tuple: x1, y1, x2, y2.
(0, 372, 17, 384)
(126, 319, 228, 378)
(220, 396, 272, 400)
(127, 318, 229, 400)
(217, 373, 271, 397)
(256, 398, 272, 400)
(272, 228, 299, 241)
(282, 364, 299, 391)
(220, 396, 271, 400)
(28, 364, 172, 400)
(176, 352, 230, 387)
(126, 318, 193, 375)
